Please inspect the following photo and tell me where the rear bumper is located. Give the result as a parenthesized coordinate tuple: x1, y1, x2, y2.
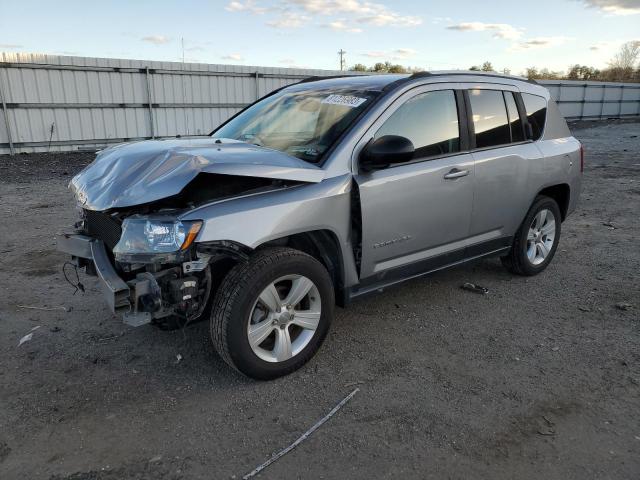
(57, 233, 130, 314)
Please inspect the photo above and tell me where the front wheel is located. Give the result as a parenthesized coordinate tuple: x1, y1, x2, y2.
(210, 247, 334, 380)
(501, 195, 562, 276)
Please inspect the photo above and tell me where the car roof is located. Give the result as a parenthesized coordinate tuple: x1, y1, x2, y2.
(288, 71, 548, 97)
(287, 74, 408, 92)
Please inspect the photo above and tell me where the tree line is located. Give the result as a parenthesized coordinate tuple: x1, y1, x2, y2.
(350, 41, 640, 83)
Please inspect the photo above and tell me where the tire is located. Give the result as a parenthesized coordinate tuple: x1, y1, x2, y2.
(210, 247, 334, 380)
(501, 195, 562, 276)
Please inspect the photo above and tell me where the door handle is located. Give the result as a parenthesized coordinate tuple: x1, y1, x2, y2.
(443, 168, 469, 180)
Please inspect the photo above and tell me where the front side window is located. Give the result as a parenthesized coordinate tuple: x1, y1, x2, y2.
(213, 88, 378, 163)
(375, 90, 460, 159)
(521, 93, 547, 141)
(469, 89, 511, 148)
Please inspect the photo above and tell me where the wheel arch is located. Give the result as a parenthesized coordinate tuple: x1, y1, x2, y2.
(258, 229, 347, 307)
(537, 183, 570, 221)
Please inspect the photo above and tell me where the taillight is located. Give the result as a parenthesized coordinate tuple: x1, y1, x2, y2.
(580, 144, 584, 173)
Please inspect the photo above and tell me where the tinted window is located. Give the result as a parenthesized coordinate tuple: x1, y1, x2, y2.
(376, 90, 460, 159)
(469, 89, 511, 148)
(522, 93, 547, 141)
(504, 92, 524, 142)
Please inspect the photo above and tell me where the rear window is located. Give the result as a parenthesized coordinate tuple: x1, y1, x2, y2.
(469, 89, 511, 148)
(521, 93, 547, 141)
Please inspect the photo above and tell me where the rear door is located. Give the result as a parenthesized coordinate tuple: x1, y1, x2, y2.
(354, 86, 475, 282)
(467, 88, 543, 249)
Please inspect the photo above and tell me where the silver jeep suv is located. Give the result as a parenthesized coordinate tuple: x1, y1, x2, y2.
(59, 71, 583, 379)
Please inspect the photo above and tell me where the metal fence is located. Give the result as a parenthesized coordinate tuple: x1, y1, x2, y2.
(540, 80, 640, 121)
(0, 53, 349, 155)
(1, 53, 639, 155)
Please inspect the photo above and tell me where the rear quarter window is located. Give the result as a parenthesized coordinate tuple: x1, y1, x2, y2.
(522, 93, 547, 141)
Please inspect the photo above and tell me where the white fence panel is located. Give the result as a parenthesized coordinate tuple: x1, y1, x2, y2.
(1, 53, 639, 155)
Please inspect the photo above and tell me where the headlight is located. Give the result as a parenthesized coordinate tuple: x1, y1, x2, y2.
(113, 217, 202, 256)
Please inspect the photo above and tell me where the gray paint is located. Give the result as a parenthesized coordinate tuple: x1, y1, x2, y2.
(70, 138, 324, 211)
(65, 72, 583, 297)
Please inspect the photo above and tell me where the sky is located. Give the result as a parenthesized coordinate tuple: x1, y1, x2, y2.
(0, 0, 639, 73)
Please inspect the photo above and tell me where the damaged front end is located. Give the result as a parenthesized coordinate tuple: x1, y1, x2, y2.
(58, 208, 217, 327)
(58, 137, 321, 327)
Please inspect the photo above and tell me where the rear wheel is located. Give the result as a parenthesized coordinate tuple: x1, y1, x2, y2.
(210, 247, 334, 380)
(501, 195, 562, 276)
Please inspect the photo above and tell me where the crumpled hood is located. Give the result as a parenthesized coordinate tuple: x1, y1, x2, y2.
(70, 137, 325, 211)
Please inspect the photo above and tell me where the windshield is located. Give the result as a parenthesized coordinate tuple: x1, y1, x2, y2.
(212, 88, 378, 163)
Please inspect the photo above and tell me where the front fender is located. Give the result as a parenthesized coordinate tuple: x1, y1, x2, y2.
(180, 174, 359, 287)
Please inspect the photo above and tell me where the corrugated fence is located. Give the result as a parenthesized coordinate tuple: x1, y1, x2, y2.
(1, 53, 639, 155)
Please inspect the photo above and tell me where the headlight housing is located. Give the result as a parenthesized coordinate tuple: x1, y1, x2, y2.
(113, 217, 202, 261)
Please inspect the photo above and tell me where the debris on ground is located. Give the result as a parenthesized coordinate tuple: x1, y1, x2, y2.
(18, 326, 41, 347)
(615, 302, 633, 311)
(242, 388, 360, 479)
(578, 305, 592, 312)
(16, 304, 68, 312)
(460, 283, 489, 295)
(537, 416, 556, 436)
(602, 222, 617, 230)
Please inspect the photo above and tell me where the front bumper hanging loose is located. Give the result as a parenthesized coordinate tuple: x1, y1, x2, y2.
(57, 233, 131, 314)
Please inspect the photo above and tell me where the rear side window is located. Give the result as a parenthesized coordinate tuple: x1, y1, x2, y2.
(504, 92, 524, 143)
(469, 90, 511, 148)
(376, 90, 460, 159)
(522, 93, 547, 141)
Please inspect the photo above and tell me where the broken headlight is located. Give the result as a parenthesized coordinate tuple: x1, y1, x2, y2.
(113, 217, 202, 258)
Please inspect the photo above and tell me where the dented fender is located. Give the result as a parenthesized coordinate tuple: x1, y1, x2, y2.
(180, 174, 360, 287)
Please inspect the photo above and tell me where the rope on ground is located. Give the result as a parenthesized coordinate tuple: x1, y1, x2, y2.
(242, 388, 360, 479)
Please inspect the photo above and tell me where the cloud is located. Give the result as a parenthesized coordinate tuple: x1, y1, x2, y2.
(447, 22, 523, 40)
(225, 0, 268, 14)
(141, 35, 171, 45)
(361, 48, 417, 60)
(267, 11, 310, 28)
(509, 36, 571, 51)
(578, 0, 640, 15)
(221, 53, 245, 61)
(357, 12, 422, 27)
(322, 19, 363, 33)
(279, 58, 310, 68)
(0, 44, 23, 49)
(226, 0, 421, 29)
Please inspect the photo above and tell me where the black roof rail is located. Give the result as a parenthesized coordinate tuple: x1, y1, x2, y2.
(297, 74, 362, 84)
(408, 71, 433, 79)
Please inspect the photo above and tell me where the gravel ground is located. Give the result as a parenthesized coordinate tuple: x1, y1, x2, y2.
(0, 120, 639, 480)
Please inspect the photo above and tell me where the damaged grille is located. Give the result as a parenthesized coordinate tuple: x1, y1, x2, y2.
(84, 210, 122, 250)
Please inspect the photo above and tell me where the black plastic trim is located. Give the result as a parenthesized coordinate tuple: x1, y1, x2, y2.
(462, 90, 476, 150)
(348, 236, 512, 299)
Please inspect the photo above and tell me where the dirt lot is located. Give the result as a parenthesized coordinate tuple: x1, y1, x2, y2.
(1, 120, 639, 480)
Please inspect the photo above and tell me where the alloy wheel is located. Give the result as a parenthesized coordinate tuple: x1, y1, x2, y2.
(526, 208, 556, 266)
(247, 275, 321, 363)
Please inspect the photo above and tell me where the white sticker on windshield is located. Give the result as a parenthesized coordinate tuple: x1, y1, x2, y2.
(321, 94, 367, 108)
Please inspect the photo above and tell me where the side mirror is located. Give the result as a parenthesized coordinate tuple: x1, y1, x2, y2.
(360, 135, 415, 172)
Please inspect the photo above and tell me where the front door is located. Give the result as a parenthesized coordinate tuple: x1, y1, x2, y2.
(355, 88, 475, 282)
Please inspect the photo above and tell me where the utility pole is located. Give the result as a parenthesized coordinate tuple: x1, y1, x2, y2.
(338, 49, 346, 71)
(181, 37, 189, 136)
